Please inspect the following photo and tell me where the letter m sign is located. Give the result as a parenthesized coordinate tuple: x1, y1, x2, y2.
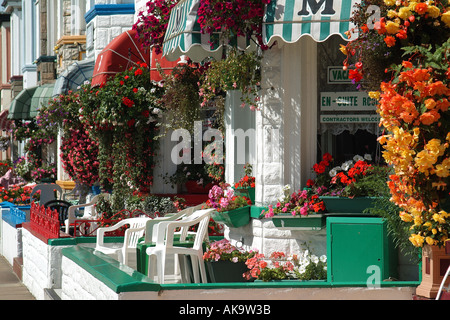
(298, 0, 335, 16)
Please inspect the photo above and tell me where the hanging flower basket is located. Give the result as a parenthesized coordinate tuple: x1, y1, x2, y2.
(211, 206, 250, 228)
(320, 196, 380, 214)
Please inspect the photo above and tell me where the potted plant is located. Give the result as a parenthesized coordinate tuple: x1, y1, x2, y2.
(203, 238, 257, 282)
(263, 185, 326, 229)
(206, 183, 252, 228)
(244, 249, 327, 282)
(307, 153, 392, 214)
(234, 163, 255, 203)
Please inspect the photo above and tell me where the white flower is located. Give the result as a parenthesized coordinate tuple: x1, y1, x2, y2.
(329, 166, 341, 177)
(320, 255, 327, 263)
(311, 255, 319, 264)
(341, 160, 353, 171)
(364, 153, 372, 161)
(353, 154, 364, 162)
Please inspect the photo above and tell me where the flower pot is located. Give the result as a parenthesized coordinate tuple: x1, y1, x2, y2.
(271, 214, 325, 230)
(205, 261, 249, 282)
(211, 206, 250, 228)
(185, 181, 213, 194)
(416, 244, 450, 299)
(320, 196, 380, 214)
(234, 187, 255, 204)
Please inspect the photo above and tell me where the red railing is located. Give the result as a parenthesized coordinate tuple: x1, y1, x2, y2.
(29, 202, 61, 239)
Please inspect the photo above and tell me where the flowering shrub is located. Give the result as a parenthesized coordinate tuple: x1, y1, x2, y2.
(197, 0, 271, 50)
(377, 41, 450, 247)
(205, 183, 252, 212)
(132, 0, 177, 54)
(264, 185, 324, 218)
(79, 63, 164, 211)
(308, 153, 391, 198)
(234, 163, 255, 189)
(341, 0, 450, 91)
(203, 238, 257, 263)
(244, 250, 327, 281)
(40, 90, 100, 186)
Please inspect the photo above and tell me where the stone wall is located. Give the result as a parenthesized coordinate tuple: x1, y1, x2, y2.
(225, 218, 327, 258)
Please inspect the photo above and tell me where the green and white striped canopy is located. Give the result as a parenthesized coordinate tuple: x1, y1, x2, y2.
(163, 0, 251, 62)
(263, 0, 359, 45)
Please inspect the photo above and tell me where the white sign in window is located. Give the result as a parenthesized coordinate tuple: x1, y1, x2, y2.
(320, 92, 377, 111)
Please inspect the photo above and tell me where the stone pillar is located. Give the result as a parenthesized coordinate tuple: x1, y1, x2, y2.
(255, 37, 317, 206)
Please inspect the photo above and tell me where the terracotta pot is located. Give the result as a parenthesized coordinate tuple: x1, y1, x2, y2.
(415, 244, 450, 298)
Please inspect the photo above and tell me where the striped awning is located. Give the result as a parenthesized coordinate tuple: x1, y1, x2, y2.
(162, 0, 250, 62)
(53, 58, 95, 96)
(263, 0, 359, 45)
(163, 0, 222, 62)
(8, 83, 54, 120)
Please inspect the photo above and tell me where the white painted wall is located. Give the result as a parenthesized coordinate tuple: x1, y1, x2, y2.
(255, 38, 317, 206)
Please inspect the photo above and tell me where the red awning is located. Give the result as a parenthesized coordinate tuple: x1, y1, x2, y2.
(150, 47, 180, 82)
(91, 29, 150, 86)
(0, 110, 12, 131)
(91, 29, 179, 86)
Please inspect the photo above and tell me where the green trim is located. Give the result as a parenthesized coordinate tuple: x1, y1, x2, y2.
(62, 245, 420, 295)
(62, 246, 161, 293)
(48, 236, 124, 246)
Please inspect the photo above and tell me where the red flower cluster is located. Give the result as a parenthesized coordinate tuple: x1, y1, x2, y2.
(132, 0, 177, 54)
(234, 175, 255, 189)
(312, 152, 332, 175)
(331, 160, 371, 186)
(197, 0, 271, 50)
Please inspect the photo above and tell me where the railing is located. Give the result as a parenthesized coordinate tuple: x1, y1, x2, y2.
(29, 202, 61, 239)
(73, 209, 155, 237)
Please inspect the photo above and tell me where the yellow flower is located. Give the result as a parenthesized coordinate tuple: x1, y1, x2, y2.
(427, 5, 441, 19)
(398, 7, 412, 20)
(426, 236, 437, 246)
(409, 233, 424, 247)
(400, 211, 414, 222)
(368, 91, 380, 100)
(432, 213, 446, 224)
(441, 11, 450, 27)
(435, 158, 450, 178)
(386, 21, 400, 34)
(384, 0, 396, 6)
(339, 44, 347, 55)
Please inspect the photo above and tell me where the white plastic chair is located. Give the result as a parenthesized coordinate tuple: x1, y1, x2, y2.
(143, 203, 205, 243)
(64, 193, 110, 235)
(95, 217, 151, 266)
(436, 265, 450, 300)
(146, 208, 213, 284)
(30, 183, 63, 205)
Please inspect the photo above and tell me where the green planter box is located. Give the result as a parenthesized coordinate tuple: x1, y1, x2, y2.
(320, 196, 380, 214)
(234, 187, 255, 204)
(211, 206, 250, 228)
(205, 261, 249, 282)
(271, 214, 325, 230)
(250, 206, 268, 219)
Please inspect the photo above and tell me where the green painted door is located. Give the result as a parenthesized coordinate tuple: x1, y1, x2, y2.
(327, 217, 395, 283)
